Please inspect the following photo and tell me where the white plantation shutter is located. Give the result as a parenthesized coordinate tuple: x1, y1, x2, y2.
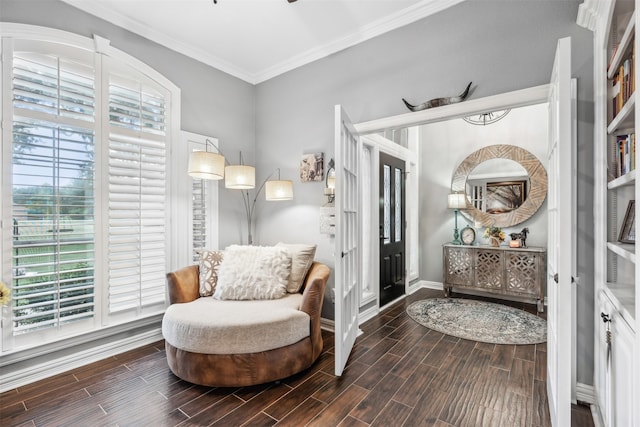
(192, 179, 207, 262)
(10, 49, 96, 336)
(107, 74, 167, 313)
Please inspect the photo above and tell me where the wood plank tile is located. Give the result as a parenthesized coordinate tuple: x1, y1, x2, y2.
(422, 335, 457, 369)
(490, 344, 515, 370)
(499, 390, 531, 427)
(211, 384, 291, 426)
(313, 360, 369, 404)
(535, 349, 547, 381)
(429, 355, 467, 393)
(469, 366, 509, 411)
(349, 373, 406, 423)
(176, 394, 244, 426)
(370, 400, 412, 427)
(275, 397, 327, 427)
(177, 387, 236, 417)
(3, 388, 90, 426)
(243, 411, 277, 427)
(390, 333, 441, 379)
(353, 353, 401, 390)
(514, 344, 536, 362)
(532, 379, 551, 427)
(337, 415, 369, 427)
(450, 339, 478, 360)
(357, 337, 400, 365)
(402, 387, 448, 426)
(392, 362, 438, 407)
(264, 371, 332, 419)
(307, 384, 368, 427)
(507, 357, 535, 397)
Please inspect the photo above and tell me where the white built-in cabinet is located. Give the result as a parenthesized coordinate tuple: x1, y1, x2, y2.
(579, 0, 639, 425)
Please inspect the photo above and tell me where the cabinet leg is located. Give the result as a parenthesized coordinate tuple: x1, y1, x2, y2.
(537, 299, 544, 313)
(443, 286, 449, 297)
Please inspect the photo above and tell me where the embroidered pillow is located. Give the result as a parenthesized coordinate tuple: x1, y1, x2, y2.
(213, 245, 291, 300)
(199, 250, 224, 297)
(276, 242, 317, 293)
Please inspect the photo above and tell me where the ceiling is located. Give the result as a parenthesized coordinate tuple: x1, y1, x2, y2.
(61, 0, 464, 84)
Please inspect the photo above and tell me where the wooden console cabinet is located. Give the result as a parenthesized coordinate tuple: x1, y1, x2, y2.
(443, 244, 546, 311)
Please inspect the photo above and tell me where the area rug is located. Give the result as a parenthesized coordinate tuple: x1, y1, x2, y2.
(406, 298, 546, 345)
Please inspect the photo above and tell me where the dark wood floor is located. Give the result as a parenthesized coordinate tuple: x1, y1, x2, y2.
(1, 288, 594, 427)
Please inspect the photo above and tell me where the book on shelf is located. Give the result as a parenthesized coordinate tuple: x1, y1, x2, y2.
(610, 47, 635, 120)
(615, 132, 636, 177)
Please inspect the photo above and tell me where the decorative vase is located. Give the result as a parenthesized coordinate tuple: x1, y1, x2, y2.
(490, 236, 501, 247)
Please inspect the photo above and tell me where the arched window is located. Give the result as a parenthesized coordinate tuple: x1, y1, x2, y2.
(1, 27, 181, 351)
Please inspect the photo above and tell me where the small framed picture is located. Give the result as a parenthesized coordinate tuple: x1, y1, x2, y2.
(300, 153, 324, 182)
(618, 200, 636, 244)
(485, 180, 527, 214)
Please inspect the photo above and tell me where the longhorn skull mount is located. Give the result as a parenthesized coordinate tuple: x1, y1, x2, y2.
(402, 82, 472, 112)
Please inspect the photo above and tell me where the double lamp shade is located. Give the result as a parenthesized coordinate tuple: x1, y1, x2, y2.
(188, 150, 293, 200)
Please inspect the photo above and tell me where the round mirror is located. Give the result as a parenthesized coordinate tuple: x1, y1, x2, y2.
(451, 144, 547, 227)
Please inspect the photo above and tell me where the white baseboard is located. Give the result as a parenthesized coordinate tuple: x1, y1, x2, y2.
(417, 280, 444, 291)
(0, 328, 163, 393)
(358, 305, 379, 325)
(320, 317, 335, 332)
(576, 382, 596, 404)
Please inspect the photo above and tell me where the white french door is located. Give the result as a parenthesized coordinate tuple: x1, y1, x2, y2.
(546, 36, 577, 427)
(334, 105, 361, 376)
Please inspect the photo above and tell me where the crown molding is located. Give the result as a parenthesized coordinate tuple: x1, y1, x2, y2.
(254, 0, 466, 83)
(60, 0, 465, 85)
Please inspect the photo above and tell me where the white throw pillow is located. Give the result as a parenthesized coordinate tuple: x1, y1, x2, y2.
(198, 250, 224, 297)
(276, 242, 317, 293)
(213, 245, 291, 300)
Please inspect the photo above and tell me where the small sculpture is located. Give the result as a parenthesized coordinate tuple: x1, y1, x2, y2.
(509, 227, 529, 248)
(402, 82, 472, 112)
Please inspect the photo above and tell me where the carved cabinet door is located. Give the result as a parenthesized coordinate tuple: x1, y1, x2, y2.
(475, 249, 503, 291)
(443, 246, 473, 287)
(504, 251, 540, 296)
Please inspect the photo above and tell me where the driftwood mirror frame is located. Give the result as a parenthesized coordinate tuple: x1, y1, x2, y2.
(451, 144, 548, 228)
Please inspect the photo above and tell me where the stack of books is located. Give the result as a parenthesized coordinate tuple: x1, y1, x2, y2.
(611, 53, 635, 118)
(616, 132, 636, 177)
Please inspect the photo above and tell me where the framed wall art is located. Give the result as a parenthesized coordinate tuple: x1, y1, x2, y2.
(300, 153, 324, 182)
(485, 180, 527, 214)
(618, 200, 636, 244)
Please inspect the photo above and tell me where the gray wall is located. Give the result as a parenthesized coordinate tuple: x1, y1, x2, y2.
(254, 0, 595, 384)
(2, 0, 595, 385)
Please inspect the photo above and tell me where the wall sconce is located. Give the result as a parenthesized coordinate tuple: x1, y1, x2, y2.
(447, 192, 466, 245)
(188, 139, 225, 180)
(324, 158, 336, 204)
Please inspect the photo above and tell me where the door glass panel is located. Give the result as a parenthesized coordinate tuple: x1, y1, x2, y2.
(383, 164, 390, 244)
(395, 167, 401, 242)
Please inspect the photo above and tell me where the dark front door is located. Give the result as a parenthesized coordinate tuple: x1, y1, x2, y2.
(379, 152, 406, 307)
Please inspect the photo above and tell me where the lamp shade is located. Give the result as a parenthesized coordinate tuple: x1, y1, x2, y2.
(447, 193, 467, 209)
(265, 180, 293, 201)
(225, 165, 256, 189)
(188, 151, 225, 180)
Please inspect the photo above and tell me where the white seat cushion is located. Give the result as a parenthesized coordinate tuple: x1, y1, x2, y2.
(162, 294, 309, 354)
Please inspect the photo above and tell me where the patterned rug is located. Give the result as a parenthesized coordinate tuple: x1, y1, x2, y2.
(406, 298, 546, 345)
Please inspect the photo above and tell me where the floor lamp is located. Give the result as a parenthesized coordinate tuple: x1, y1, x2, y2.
(448, 193, 466, 245)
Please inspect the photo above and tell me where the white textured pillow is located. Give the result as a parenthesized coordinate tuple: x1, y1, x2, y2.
(276, 242, 317, 293)
(213, 245, 291, 300)
(199, 250, 224, 297)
